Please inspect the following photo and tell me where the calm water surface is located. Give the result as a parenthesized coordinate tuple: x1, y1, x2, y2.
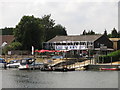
(0, 69, 118, 88)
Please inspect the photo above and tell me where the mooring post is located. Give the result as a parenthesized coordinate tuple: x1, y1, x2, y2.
(111, 57, 112, 65)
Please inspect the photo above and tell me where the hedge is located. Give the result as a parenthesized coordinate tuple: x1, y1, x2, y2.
(98, 50, 120, 63)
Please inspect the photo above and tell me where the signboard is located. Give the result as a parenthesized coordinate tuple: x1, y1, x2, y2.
(56, 45, 87, 50)
(100, 46, 107, 51)
(8, 51, 11, 55)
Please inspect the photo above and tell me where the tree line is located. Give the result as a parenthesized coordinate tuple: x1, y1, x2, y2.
(1, 14, 67, 52)
(82, 28, 120, 38)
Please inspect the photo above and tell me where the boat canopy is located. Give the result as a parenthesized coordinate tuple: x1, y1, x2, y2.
(0, 58, 6, 63)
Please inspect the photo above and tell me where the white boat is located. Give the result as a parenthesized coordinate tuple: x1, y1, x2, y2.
(0, 58, 6, 68)
(18, 58, 35, 70)
(6, 60, 21, 68)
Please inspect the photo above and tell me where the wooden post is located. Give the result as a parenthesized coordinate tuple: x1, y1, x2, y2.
(84, 59, 85, 66)
(97, 56, 99, 64)
(111, 57, 112, 65)
(102, 57, 104, 64)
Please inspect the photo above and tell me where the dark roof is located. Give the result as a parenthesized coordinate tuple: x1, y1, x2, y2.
(0, 35, 15, 45)
(47, 35, 103, 43)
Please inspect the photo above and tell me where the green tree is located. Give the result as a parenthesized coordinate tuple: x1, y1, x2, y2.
(111, 28, 118, 38)
(3, 42, 22, 54)
(0, 27, 14, 35)
(9, 42, 22, 50)
(40, 15, 67, 41)
(104, 29, 107, 36)
(40, 14, 55, 41)
(82, 30, 86, 35)
(14, 15, 44, 50)
(82, 30, 95, 35)
(48, 24, 67, 40)
(13, 14, 67, 51)
(90, 30, 95, 35)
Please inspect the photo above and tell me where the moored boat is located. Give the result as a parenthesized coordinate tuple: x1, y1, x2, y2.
(18, 58, 44, 70)
(18, 58, 35, 70)
(100, 67, 119, 71)
(0, 58, 6, 68)
(6, 60, 21, 68)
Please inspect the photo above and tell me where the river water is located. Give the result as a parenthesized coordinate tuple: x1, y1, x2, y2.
(0, 69, 119, 88)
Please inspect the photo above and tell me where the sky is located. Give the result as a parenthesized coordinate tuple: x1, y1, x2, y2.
(0, 0, 119, 35)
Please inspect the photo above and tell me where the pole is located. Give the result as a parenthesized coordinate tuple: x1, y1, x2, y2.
(101, 57, 103, 64)
(32, 46, 34, 55)
(97, 56, 99, 64)
(111, 57, 112, 65)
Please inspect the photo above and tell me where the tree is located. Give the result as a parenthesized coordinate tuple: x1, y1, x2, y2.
(82, 30, 96, 35)
(90, 30, 95, 35)
(111, 28, 118, 38)
(82, 30, 86, 35)
(14, 15, 44, 50)
(104, 29, 107, 36)
(0, 27, 14, 35)
(40, 14, 55, 41)
(3, 42, 22, 54)
(13, 15, 67, 51)
(40, 15, 67, 41)
(47, 24, 67, 40)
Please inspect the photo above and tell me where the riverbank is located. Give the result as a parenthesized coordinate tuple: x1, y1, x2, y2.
(1, 55, 120, 71)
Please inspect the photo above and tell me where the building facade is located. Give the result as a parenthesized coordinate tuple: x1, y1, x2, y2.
(43, 35, 113, 53)
(109, 38, 120, 50)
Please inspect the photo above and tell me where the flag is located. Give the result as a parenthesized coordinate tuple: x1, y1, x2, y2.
(32, 46, 34, 55)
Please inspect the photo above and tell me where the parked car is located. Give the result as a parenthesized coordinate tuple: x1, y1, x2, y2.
(6, 60, 21, 68)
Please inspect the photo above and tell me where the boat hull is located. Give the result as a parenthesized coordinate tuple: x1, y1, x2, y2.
(100, 68, 119, 71)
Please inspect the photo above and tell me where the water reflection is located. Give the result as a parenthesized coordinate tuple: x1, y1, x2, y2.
(1, 69, 118, 88)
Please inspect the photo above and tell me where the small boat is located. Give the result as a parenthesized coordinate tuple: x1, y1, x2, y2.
(18, 58, 35, 70)
(41, 64, 53, 71)
(53, 67, 68, 72)
(0, 58, 6, 68)
(6, 60, 21, 68)
(100, 67, 119, 71)
(68, 68, 75, 71)
(18, 58, 44, 70)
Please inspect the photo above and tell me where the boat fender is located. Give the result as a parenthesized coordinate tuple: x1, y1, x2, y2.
(26, 64, 29, 68)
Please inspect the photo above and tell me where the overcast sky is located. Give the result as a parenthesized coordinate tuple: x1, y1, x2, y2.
(0, 0, 119, 35)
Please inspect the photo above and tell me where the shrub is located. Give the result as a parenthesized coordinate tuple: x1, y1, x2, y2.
(98, 50, 120, 63)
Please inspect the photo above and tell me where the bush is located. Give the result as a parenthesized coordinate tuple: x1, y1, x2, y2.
(2, 42, 22, 54)
(98, 50, 120, 63)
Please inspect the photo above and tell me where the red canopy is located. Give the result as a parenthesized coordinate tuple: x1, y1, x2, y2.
(54, 50, 61, 52)
(35, 50, 61, 53)
(47, 50, 55, 52)
(35, 49, 49, 53)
